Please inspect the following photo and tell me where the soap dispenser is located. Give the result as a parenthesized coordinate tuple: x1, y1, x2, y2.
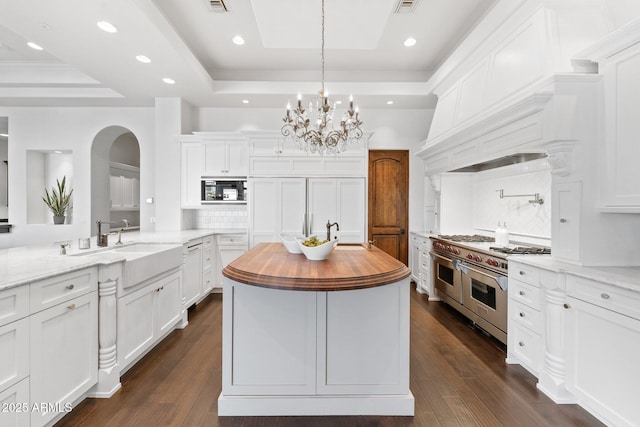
(495, 222, 509, 247)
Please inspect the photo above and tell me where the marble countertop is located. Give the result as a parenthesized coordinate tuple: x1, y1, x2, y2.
(0, 228, 247, 292)
(509, 255, 640, 293)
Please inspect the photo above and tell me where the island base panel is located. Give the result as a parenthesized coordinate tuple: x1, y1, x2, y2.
(218, 393, 415, 416)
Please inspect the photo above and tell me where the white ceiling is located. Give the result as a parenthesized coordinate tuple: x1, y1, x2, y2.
(0, 0, 496, 109)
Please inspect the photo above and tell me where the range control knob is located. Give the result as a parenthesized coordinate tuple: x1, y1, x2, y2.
(486, 259, 499, 267)
(453, 248, 460, 255)
(473, 255, 482, 262)
(466, 253, 473, 260)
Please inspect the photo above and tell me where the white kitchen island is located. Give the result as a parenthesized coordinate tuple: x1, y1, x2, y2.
(218, 242, 414, 416)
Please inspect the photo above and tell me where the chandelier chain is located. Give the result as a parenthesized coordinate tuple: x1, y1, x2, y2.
(321, 0, 325, 94)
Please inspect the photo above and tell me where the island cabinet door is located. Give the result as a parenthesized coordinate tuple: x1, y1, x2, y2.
(222, 281, 317, 395)
(316, 280, 410, 395)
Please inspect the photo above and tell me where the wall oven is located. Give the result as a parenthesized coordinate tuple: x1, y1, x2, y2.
(432, 252, 463, 304)
(201, 178, 247, 204)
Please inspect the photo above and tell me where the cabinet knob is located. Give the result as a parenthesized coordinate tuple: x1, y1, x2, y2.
(66, 284, 75, 290)
(519, 271, 525, 275)
(67, 303, 76, 310)
(560, 218, 568, 223)
(519, 312, 525, 317)
(600, 293, 610, 300)
(518, 341, 525, 347)
(519, 291, 525, 296)
(563, 303, 570, 309)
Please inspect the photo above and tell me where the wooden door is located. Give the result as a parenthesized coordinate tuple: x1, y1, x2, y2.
(368, 150, 409, 265)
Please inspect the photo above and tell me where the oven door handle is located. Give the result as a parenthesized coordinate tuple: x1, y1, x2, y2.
(430, 251, 455, 264)
(460, 262, 508, 291)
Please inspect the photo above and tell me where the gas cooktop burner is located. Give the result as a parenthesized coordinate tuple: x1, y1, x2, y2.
(437, 234, 495, 243)
(489, 246, 551, 255)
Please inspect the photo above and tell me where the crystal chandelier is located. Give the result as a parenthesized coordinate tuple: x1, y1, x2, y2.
(281, 0, 364, 155)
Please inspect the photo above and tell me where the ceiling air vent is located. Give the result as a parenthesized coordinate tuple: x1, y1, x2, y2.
(394, 0, 418, 14)
(207, 0, 229, 13)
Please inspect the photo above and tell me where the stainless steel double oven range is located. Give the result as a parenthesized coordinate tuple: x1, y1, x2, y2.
(430, 235, 549, 344)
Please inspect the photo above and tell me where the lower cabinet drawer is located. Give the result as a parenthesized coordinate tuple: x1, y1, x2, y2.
(509, 323, 541, 375)
(510, 299, 542, 332)
(30, 268, 97, 313)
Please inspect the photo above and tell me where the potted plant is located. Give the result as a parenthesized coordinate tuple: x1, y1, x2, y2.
(42, 176, 73, 224)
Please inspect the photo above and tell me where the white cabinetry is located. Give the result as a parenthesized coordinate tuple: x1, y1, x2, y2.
(408, 233, 435, 298)
(216, 234, 248, 289)
(506, 261, 543, 377)
(204, 141, 248, 176)
(565, 275, 640, 427)
(181, 143, 204, 208)
(29, 268, 98, 427)
(249, 178, 365, 246)
(183, 239, 203, 308)
(598, 38, 640, 212)
(202, 235, 215, 294)
(117, 270, 182, 372)
(552, 182, 582, 263)
(110, 162, 140, 210)
(0, 285, 29, 427)
(409, 233, 421, 283)
(249, 178, 306, 244)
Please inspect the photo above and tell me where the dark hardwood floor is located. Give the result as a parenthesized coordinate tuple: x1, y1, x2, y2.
(57, 286, 603, 427)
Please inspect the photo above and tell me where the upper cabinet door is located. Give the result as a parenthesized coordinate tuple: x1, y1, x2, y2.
(204, 141, 248, 176)
(227, 142, 248, 176)
(600, 42, 640, 212)
(204, 143, 227, 175)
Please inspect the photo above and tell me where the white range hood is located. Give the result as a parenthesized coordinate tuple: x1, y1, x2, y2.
(416, 0, 613, 175)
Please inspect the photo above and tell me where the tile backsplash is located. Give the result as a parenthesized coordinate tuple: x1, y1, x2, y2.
(472, 158, 551, 245)
(194, 206, 248, 229)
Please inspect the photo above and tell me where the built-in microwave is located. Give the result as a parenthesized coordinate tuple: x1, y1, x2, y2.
(201, 178, 247, 204)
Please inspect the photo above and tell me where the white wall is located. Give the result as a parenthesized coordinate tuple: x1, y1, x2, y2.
(0, 107, 154, 249)
(197, 107, 433, 232)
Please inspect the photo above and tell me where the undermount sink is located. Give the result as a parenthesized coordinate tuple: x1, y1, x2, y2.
(105, 244, 183, 288)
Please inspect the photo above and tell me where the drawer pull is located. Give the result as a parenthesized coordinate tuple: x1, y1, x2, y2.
(518, 341, 525, 347)
(600, 293, 610, 300)
(519, 271, 525, 276)
(563, 303, 570, 309)
(66, 284, 75, 290)
(560, 218, 568, 223)
(519, 291, 525, 296)
(519, 312, 525, 317)
(67, 303, 76, 310)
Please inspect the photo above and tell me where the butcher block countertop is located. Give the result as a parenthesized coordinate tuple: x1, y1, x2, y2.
(223, 242, 411, 291)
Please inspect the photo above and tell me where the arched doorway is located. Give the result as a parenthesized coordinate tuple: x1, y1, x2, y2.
(90, 126, 140, 236)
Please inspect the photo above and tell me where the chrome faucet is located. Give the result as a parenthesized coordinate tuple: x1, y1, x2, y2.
(115, 219, 129, 245)
(326, 220, 339, 241)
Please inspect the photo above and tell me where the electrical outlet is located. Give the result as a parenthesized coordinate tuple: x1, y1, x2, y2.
(150, 217, 156, 224)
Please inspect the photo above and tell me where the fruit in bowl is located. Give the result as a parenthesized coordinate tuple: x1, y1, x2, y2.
(296, 236, 338, 261)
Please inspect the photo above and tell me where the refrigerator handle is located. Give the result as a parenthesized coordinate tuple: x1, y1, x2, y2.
(302, 213, 306, 236)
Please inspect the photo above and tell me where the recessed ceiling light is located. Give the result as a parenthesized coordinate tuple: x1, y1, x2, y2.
(162, 77, 175, 85)
(335, 100, 342, 105)
(27, 42, 43, 51)
(232, 35, 245, 45)
(403, 37, 417, 47)
(54, 150, 63, 154)
(242, 99, 249, 104)
(387, 100, 394, 105)
(97, 21, 118, 33)
(0, 133, 8, 138)
(136, 55, 151, 63)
